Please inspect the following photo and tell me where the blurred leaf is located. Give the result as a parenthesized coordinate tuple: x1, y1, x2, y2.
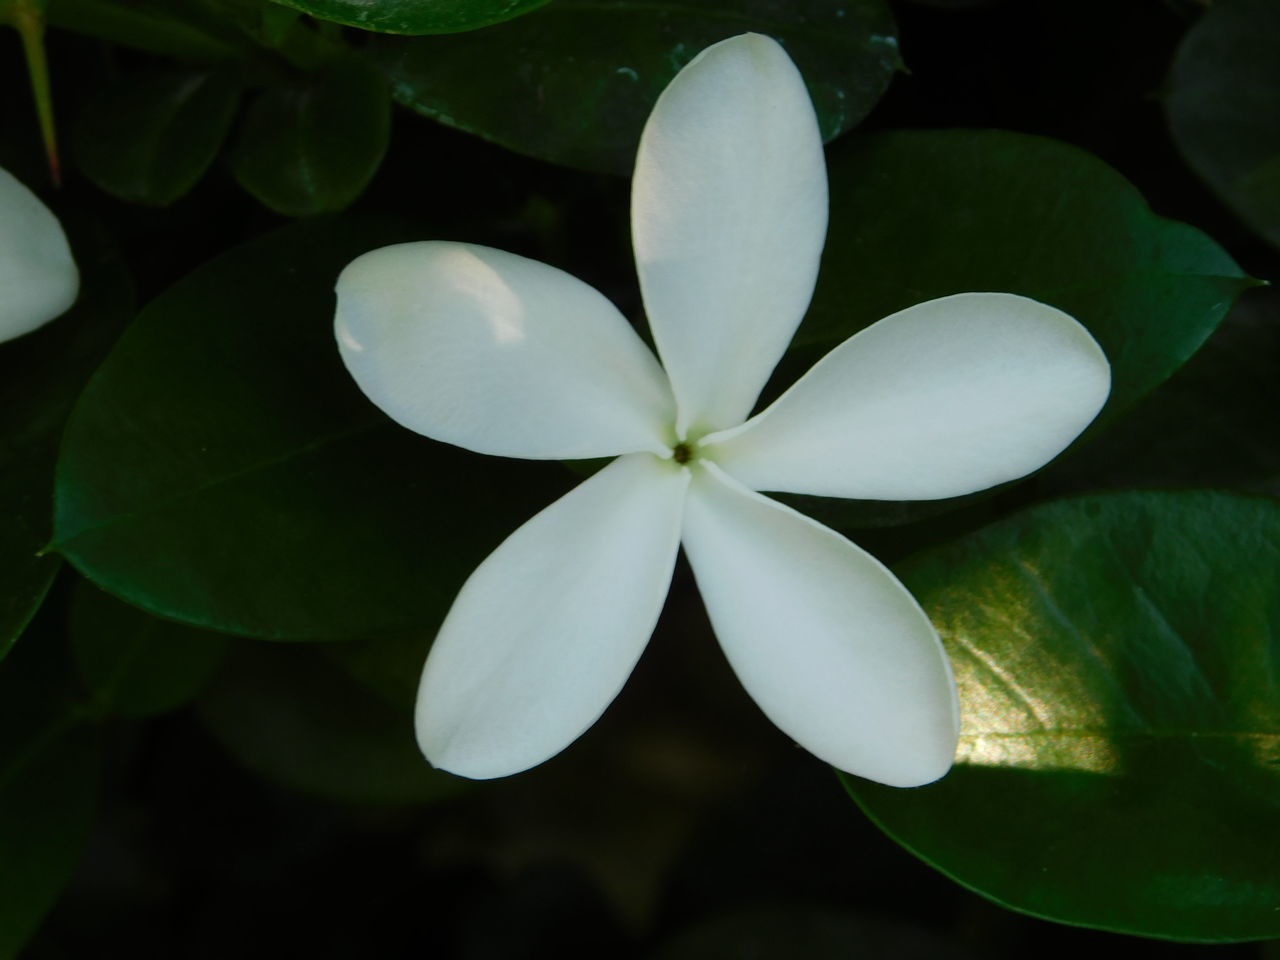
(1167, 0, 1280, 251)
(70, 581, 228, 716)
(45, 0, 254, 60)
(322, 629, 427, 709)
(0, 220, 132, 661)
(73, 65, 241, 206)
(198, 640, 463, 803)
(270, 0, 549, 34)
(52, 216, 568, 639)
(847, 490, 1280, 942)
(230, 57, 390, 216)
(374, 0, 901, 174)
(1043, 286, 1280, 497)
(0, 611, 101, 959)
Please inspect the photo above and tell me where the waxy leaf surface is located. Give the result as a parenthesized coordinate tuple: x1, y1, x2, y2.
(53, 217, 568, 639)
(375, 0, 900, 174)
(846, 490, 1280, 942)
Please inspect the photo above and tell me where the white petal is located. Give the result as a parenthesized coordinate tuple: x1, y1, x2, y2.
(416, 453, 689, 779)
(0, 167, 78, 343)
(632, 34, 828, 437)
(706, 293, 1111, 500)
(682, 463, 958, 787)
(336, 241, 675, 460)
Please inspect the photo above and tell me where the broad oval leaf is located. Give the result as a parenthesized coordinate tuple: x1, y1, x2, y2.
(845, 490, 1280, 942)
(73, 65, 241, 206)
(52, 216, 568, 639)
(1167, 0, 1280, 252)
(198, 640, 463, 804)
(230, 57, 390, 217)
(374, 0, 901, 174)
(270, 0, 549, 34)
(70, 582, 228, 717)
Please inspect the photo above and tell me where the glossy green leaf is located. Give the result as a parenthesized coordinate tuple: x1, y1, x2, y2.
(0, 223, 132, 661)
(230, 57, 391, 216)
(771, 130, 1256, 532)
(374, 0, 900, 174)
(45, 0, 253, 60)
(270, 0, 549, 34)
(845, 490, 1280, 942)
(1167, 0, 1280, 251)
(73, 65, 241, 206)
(1043, 286, 1280, 498)
(52, 216, 568, 639)
(70, 582, 228, 717)
(0, 613, 101, 959)
(198, 640, 463, 804)
(801, 130, 1256, 416)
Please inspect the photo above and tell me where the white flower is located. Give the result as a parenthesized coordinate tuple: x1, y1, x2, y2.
(0, 165, 78, 343)
(334, 34, 1110, 787)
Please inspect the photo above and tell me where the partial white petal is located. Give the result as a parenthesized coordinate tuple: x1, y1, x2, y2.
(0, 167, 78, 343)
(682, 463, 959, 787)
(416, 453, 689, 779)
(336, 241, 675, 459)
(707, 293, 1111, 500)
(632, 34, 827, 436)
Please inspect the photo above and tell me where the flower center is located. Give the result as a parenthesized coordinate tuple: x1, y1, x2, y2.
(672, 442, 694, 464)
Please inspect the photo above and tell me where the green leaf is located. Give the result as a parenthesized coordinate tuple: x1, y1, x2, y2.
(198, 640, 464, 804)
(802, 129, 1255, 416)
(374, 0, 901, 174)
(70, 581, 228, 716)
(0, 220, 133, 661)
(1043, 286, 1280, 498)
(1167, 0, 1280, 252)
(0, 612, 101, 959)
(773, 130, 1257, 532)
(845, 490, 1280, 943)
(230, 57, 391, 216)
(45, 0, 254, 60)
(73, 65, 241, 206)
(270, 0, 549, 34)
(52, 216, 568, 639)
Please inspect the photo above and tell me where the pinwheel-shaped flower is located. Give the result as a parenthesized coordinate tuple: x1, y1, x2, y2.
(0, 166, 78, 343)
(335, 34, 1110, 786)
